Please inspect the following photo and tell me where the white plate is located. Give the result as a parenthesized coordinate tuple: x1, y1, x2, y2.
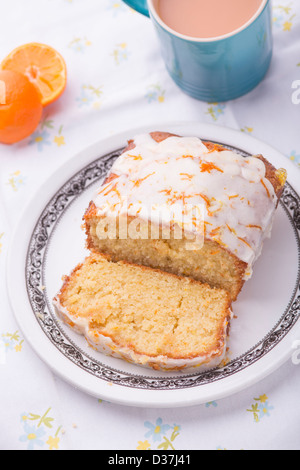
(7, 122, 300, 408)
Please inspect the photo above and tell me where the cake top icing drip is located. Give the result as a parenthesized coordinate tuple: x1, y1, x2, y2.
(93, 134, 278, 273)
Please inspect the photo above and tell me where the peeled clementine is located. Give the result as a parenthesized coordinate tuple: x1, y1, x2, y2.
(0, 70, 43, 145)
(1, 43, 67, 107)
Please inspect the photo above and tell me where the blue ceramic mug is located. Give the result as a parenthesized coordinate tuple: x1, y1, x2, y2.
(122, 0, 272, 102)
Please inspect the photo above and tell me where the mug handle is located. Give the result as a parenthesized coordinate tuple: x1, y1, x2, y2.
(122, 0, 150, 17)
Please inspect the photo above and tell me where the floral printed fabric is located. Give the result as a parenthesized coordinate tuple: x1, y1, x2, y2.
(0, 0, 299, 450)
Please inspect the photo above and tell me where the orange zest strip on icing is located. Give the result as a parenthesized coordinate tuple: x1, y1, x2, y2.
(171, 192, 192, 205)
(197, 193, 210, 205)
(247, 224, 262, 230)
(228, 194, 239, 199)
(226, 223, 237, 235)
(210, 226, 222, 237)
(237, 236, 252, 249)
(209, 201, 224, 215)
(102, 182, 121, 199)
(131, 172, 155, 188)
(113, 187, 122, 199)
(191, 216, 198, 228)
(159, 188, 193, 205)
(127, 154, 143, 161)
(97, 180, 116, 196)
(159, 188, 172, 196)
(196, 193, 213, 216)
(260, 178, 271, 198)
(180, 173, 194, 181)
(179, 155, 195, 160)
(200, 161, 224, 174)
(159, 188, 176, 205)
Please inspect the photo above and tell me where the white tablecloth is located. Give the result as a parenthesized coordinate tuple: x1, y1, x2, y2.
(0, 0, 299, 451)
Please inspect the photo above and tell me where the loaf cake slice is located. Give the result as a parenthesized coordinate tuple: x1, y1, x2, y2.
(53, 254, 232, 371)
(84, 132, 287, 301)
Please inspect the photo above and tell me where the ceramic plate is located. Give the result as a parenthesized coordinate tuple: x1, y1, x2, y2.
(7, 122, 300, 408)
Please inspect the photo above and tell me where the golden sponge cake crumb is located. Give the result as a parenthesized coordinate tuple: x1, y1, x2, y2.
(53, 254, 232, 371)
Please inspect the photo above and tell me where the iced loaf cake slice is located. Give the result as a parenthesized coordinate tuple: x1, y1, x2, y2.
(53, 254, 232, 371)
(84, 132, 287, 301)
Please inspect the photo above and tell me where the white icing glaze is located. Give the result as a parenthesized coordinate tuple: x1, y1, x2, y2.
(53, 297, 231, 371)
(93, 134, 278, 279)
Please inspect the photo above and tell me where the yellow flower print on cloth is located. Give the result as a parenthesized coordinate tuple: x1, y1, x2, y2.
(7, 171, 26, 192)
(106, 1, 129, 16)
(76, 84, 103, 109)
(0, 331, 24, 364)
(289, 150, 300, 167)
(68, 37, 92, 54)
(54, 126, 66, 147)
(206, 103, 226, 121)
(273, 2, 296, 31)
(145, 83, 166, 103)
(241, 126, 254, 134)
(136, 440, 151, 450)
(29, 115, 66, 151)
(137, 418, 181, 450)
(112, 43, 130, 65)
(19, 408, 64, 450)
(247, 394, 274, 423)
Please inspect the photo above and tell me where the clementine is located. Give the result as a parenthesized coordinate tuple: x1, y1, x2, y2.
(1, 43, 67, 107)
(0, 70, 43, 145)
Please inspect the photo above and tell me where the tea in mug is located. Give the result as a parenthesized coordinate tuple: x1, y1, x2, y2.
(156, 0, 264, 39)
